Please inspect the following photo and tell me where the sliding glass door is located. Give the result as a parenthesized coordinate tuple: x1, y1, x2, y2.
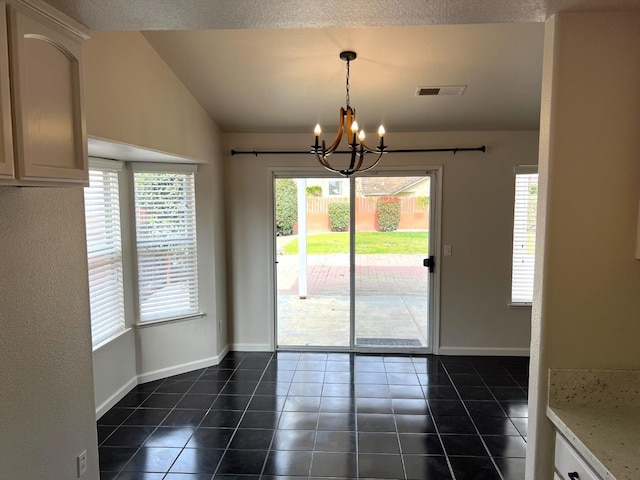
(353, 175, 431, 349)
(275, 172, 436, 352)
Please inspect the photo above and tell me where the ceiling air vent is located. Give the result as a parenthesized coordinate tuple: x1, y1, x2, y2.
(416, 85, 467, 96)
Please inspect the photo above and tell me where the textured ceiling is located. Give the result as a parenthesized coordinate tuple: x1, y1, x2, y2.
(142, 24, 544, 133)
(42, 0, 640, 31)
(42, 0, 640, 134)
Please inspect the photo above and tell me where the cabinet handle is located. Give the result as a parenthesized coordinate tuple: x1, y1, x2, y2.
(568, 473, 579, 480)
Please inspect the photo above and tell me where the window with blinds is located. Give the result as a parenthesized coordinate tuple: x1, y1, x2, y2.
(511, 167, 539, 304)
(84, 160, 125, 348)
(133, 165, 199, 322)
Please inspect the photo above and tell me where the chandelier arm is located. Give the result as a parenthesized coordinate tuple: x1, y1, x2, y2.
(346, 107, 360, 172)
(317, 157, 344, 174)
(323, 140, 332, 164)
(315, 152, 328, 168)
(315, 140, 332, 169)
(318, 155, 332, 169)
(346, 107, 356, 144)
(314, 150, 339, 173)
(352, 151, 385, 174)
(347, 146, 358, 172)
(318, 142, 341, 172)
(360, 139, 380, 154)
(353, 145, 365, 172)
(324, 107, 347, 154)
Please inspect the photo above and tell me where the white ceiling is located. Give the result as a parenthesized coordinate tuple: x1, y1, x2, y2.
(44, 0, 640, 134)
(142, 24, 544, 133)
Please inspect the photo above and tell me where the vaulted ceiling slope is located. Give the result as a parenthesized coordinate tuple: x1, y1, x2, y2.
(43, 0, 640, 133)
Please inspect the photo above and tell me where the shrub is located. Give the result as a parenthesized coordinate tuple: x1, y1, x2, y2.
(306, 185, 322, 197)
(328, 201, 350, 231)
(416, 195, 430, 211)
(376, 196, 401, 232)
(275, 178, 298, 236)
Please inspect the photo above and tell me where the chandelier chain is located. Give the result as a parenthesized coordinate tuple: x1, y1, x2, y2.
(345, 59, 350, 108)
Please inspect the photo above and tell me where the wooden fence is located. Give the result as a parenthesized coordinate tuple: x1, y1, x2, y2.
(302, 197, 429, 232)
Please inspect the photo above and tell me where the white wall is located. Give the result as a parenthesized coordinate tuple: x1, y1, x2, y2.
(0, 188, 99, 479)
(83, 32, 228, 414)
(224, 130, 538, 352)
(84, 31, 219, 163)
(527, 12, 640, 479)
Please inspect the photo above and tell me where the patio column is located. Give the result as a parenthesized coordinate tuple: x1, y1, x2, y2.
(296, 178, 307, 299)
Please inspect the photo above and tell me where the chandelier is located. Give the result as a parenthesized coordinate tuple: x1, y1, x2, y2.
(312, 51, 387, 177)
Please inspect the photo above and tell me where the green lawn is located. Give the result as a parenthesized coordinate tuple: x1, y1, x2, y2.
(282, 231, 429, 255)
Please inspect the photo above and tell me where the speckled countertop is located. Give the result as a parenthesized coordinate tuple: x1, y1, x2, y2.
(547, 369, 640, 480)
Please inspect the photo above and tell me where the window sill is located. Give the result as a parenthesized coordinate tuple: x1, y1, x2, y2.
(508, 302, 532, 309)
(92, 327, 133, 352)
(136, 312, 205, 329)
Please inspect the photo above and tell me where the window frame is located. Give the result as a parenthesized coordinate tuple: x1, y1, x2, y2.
(510, 165, 538, 307)
(328, 179, 344, 196)
(84, 158, 126, 349)
(131, 163, 201, 324)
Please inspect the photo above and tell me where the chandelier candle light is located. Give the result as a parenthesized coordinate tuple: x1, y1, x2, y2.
(312, 51, 387, 177)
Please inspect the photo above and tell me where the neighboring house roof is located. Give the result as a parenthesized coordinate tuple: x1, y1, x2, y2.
(358, 177, 425, 196)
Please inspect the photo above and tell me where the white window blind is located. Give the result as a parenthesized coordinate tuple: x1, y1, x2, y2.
(133, 165, 199, 322)
(511, 167, 539, 304)
(84, 159, 125, 348)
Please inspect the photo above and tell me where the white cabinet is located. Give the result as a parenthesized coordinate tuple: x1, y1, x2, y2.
(0, 0, 13, 178)
(554, 432, 602, 480)
(0, 0, 89, 187)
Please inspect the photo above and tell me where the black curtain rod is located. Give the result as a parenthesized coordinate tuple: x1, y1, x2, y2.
(230, 145, 486, 157)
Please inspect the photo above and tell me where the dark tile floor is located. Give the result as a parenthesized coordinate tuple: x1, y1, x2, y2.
(98, 352, 529, 480)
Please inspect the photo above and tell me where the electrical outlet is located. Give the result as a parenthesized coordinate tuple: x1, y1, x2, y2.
(77, 450, 87, 477)
(218, 318, 223, 332)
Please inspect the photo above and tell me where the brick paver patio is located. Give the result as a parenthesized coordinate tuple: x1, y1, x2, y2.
(276, 253, 429, 348)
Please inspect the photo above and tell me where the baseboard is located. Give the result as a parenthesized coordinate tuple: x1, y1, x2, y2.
(217, 344, 230, 360)
(437, 346, 530, 357)
(95, 376, 137, 420)
(95, 349, 234, 419)
(230, 343, 273, 352)
(137, 354, 225, 384)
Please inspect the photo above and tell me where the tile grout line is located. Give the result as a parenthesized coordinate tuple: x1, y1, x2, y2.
(99, 352, 528, 480)
(442, 358, 530, 480)
(428, 356, 460, 480)
(164, 354, 241, 478)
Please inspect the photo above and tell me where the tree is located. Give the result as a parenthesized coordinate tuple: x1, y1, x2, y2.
(306, 185, 322, 197)
(275, 178, 298, 235)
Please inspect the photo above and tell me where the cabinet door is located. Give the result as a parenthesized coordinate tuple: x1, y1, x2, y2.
(0, 0, 15, 179)
(9, 3, 87, 184)
(554, 432, 601, 480)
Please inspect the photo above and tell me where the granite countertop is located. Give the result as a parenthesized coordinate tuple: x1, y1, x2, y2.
(547, 369, 640, 480)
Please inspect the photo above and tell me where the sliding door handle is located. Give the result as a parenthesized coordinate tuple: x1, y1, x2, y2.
(423, 256, 435, 273)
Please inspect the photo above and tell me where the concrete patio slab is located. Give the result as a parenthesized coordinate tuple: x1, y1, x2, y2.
(276, 253, 430, 349)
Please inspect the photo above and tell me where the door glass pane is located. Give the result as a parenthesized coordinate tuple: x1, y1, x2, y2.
(354, 176, 431, 349)
(276, 177, 350, 347)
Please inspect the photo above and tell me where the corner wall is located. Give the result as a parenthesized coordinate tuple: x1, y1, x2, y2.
(83, 31, 228, 414)
(527, 12, 640, 479)
(0, 188, 99, 479)
(224, 130, 538, 353)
